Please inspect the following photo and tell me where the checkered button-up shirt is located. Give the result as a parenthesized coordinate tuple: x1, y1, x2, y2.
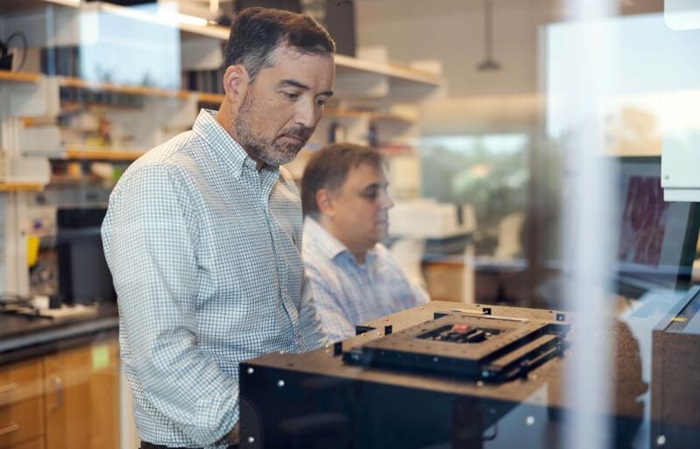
(302, 217, 430, 342)
(102, 109, 325, 448)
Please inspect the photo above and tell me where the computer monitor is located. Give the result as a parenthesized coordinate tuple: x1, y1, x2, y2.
(614, 156, 700, 298)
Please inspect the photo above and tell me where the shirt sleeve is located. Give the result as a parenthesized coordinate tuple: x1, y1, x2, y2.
(304, 266, 356, 342)
(297, 274, 330, 352)
(102, 164, 237, 446)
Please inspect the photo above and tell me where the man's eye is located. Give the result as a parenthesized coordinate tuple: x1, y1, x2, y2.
(361, 190, 379, 200)
(282, 92, 299, 100)
(315, 97, 327, 106)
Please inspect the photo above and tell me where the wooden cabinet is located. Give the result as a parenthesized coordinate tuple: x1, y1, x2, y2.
(423, 259, 467, 303)
(0, 335, 119, 449)
(44, 338, 119, 449)
(0, 359, 45, 449)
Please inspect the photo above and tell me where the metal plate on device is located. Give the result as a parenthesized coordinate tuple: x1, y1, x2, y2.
(343, 312, 569, 382)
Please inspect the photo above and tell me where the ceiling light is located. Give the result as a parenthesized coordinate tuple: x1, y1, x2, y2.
(477, 0, 501, 72)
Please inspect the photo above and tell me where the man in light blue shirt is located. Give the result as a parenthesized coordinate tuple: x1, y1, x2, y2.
(301, 143, 430, 342)
(101, 8, 335, 449)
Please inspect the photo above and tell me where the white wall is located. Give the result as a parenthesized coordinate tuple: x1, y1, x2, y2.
(355, 0, 556, 134)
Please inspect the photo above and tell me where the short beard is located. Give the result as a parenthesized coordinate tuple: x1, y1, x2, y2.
(233, 90, 312, 167)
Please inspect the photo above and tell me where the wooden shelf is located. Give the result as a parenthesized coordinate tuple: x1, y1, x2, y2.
(0, 70, 42, 84)
(60, 77, 191, 99)
(50, 174, 110, 185)
(0, 182, 44, 192)
(197, 92, 225, 104)
(63, 147, 146, 161)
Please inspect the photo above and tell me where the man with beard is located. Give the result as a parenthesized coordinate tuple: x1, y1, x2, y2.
(101, 8, 335, 449)
(301, 144, 429, 342)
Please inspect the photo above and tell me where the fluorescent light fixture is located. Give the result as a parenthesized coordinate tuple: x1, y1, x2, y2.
(157, 11, 209, 27)
(174, 13, 209, 27)
(45, 0, 81, 6)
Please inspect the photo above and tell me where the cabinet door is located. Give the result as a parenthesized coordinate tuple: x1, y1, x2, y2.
(44, 338, 119, 449)
(0, 358, 45, 449)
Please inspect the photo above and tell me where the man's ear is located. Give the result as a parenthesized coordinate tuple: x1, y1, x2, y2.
(223, 64, 248, 105)
(316, 189, 336, 218)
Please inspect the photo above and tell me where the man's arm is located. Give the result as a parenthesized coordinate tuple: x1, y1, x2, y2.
(103, 164, 237, 445)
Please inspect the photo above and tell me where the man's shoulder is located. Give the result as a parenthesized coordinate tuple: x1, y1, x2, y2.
(127, 130, 198, 171)
(111, 131, 203, 197)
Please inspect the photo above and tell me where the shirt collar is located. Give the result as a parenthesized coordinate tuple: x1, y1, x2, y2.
(192, 109, 279, 180)
(304, 216, 377, 266)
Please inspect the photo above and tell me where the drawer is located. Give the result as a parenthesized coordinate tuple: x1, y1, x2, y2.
(0, 397, 45, 448)
(0, 360, 44, 407)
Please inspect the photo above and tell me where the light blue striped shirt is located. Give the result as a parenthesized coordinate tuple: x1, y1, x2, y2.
(102, 109, 325, 448)
(302, 216, 430, 342)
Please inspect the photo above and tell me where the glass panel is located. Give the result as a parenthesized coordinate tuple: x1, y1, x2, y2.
(2, 1, 700, 449)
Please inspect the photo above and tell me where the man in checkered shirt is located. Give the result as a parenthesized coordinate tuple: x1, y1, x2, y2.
(101, 8, 335, 449)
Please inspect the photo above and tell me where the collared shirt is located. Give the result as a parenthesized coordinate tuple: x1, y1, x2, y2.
(302, 217, 430, 342)
(102, 109, 325, 448)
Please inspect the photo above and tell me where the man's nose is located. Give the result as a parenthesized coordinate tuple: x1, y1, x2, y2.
(381, 190, 394, 209)
(295, 99, 318, 129)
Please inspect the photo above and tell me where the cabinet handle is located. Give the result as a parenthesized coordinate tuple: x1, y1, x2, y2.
(0, 423, 20, 436)
(0, 383, 18, 394)
(52, 377, 63, 410)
